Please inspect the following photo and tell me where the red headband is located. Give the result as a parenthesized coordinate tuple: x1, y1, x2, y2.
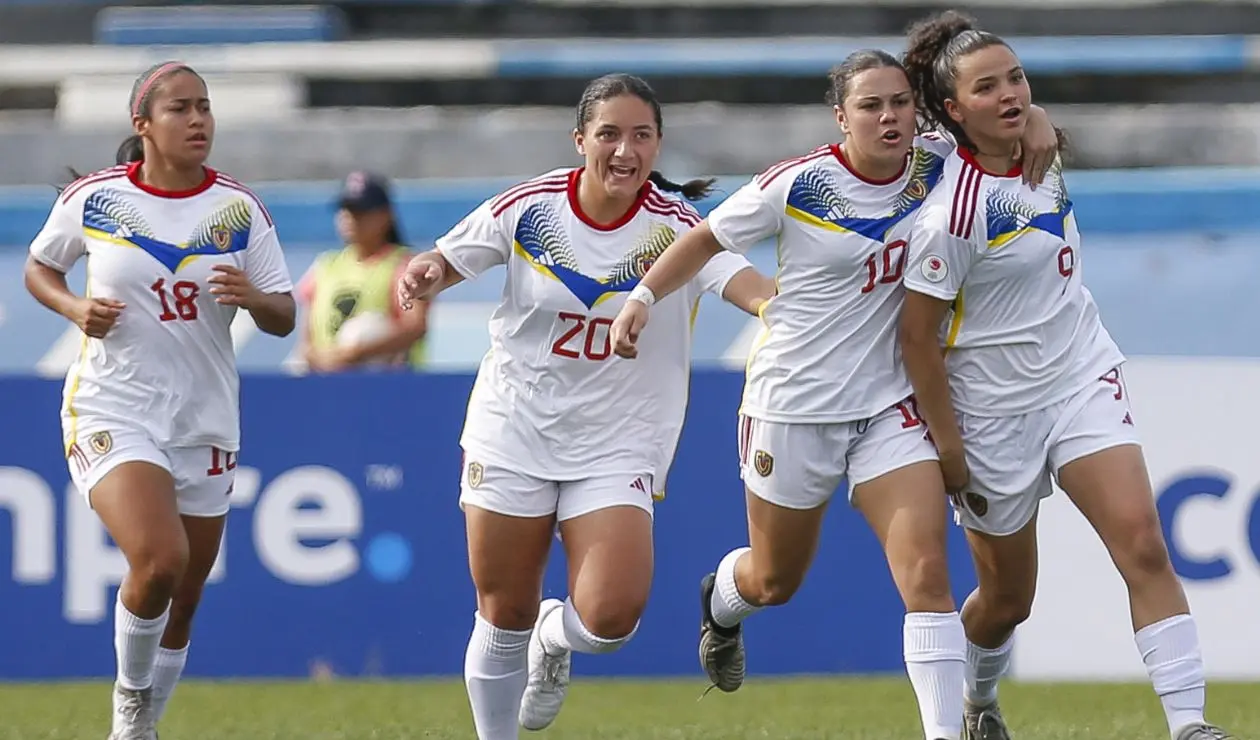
(131, 62, 186, 118)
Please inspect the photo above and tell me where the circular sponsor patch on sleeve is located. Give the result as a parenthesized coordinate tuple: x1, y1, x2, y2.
(920, 254, 948, 283)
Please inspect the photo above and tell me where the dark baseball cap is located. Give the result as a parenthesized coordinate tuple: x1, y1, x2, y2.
(337, 171, 392, 212)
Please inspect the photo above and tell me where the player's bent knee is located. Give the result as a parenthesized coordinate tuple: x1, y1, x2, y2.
(477, 594, 541, 631)
(897, 551, 953, 611)
(575, 598, 644, 640)
(745, 568, 805, 607)
(130, 546, 189, 598)
(1113, 518, 1176, 584)
(978, 590, 1034, 630)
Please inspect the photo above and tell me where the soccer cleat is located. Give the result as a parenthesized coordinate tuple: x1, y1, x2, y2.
(698, 572, 746, 693)
(1174, 724, 1234, 740)
(519, 599, 571, 731)
(964, 700, 1011, 740)
(108, 683, 157, 740)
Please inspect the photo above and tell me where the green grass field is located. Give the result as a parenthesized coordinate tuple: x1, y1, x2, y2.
(1, 677, 1256, 739)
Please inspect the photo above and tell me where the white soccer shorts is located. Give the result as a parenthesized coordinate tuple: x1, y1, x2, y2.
(952, 367, 1142, 536)
(66, 420, 237, 518)
(737, 398, 939, 510)
(457, 454, 655, 521)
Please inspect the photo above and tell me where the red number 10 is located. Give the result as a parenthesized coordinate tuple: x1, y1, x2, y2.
(152, 278, 200, 322)
(550, 312, 613, 361)
(860, 239, 907, 294)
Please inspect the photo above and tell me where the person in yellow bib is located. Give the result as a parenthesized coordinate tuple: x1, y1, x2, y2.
(297, 171, 429, 372)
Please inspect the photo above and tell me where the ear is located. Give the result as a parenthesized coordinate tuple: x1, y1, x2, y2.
(573, 128, 585, 157)
(833, 104, 848, 135)
(132, 115, 147, 136)
(944, 98, 964, 125)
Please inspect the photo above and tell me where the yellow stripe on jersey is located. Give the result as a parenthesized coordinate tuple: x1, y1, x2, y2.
(988, 228, 1034, 250)
(785, 206, 855, 234)
(63, 261, 94, 456)
(945, 287, 965, 349)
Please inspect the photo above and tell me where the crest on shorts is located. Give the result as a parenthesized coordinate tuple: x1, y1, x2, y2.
(466, 461, 484, 489)
(211, 225, 232, 251)
(965, 491, 988, 517)
(753, 450, 774, 477)
(88, 431, 113, 455)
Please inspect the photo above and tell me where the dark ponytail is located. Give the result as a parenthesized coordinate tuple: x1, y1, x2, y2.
(647, 171, 716, 202)
(116, 134, 144, 164)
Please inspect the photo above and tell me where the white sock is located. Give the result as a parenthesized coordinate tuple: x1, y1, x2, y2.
(710, 547, 761, 629)
(152, 644, 189, 722)
(539, 597, 636, 656)
(904, 612, 966, 740)
(964, 635, 1013, 707)
(114, 594, 170, 691)
(464, 612, 531, 740)
(1135, 614, 1207, 738)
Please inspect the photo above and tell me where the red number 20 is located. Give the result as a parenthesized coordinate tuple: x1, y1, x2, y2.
(860, 239, 907, 294)
(550, 312, 613, 361)
(152, 278, 200, 322)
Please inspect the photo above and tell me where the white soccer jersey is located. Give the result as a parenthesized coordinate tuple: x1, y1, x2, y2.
(902, 147, 1125, 416)
(436, 167, 752, 486)
(29, 163, 293, 452)
(708, 136, 954, 423)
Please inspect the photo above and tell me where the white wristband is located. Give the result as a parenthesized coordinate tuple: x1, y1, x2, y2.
(628, 284, 657, 308)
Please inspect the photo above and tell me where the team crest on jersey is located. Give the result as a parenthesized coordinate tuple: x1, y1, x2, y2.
(88, 431, 113, 455)
(466, 461, 484, 489)
(82, 190, 252, 272)
(753, 450, 774, 477)
(964, 491, 988, 517)
(513, 203, 678, 308)
(784, 148, 945, 242)
(211, 225, 232, 251)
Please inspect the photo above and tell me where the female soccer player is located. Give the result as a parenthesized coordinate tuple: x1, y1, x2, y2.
(610, 48, 1057, 740)
(898, 12, 1232, 740)
(396, 73, 775, 739)
(24, 61, 294, 739)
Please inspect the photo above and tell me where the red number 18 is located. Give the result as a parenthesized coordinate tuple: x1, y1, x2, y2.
(152, 278, 200, 322)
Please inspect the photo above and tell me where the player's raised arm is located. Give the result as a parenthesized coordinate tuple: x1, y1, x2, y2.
(612, 171, 782, 357)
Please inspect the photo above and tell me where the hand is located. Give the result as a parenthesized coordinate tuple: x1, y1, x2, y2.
(938, 447, 971, 496)
(398, 255, 444, 310)
(306, 345, 353, 373)
(208, 264, 262, 308)
(1019, 105, 1059, 189)
(73, 297, 125, 338)
(611, 299, 651, 359)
